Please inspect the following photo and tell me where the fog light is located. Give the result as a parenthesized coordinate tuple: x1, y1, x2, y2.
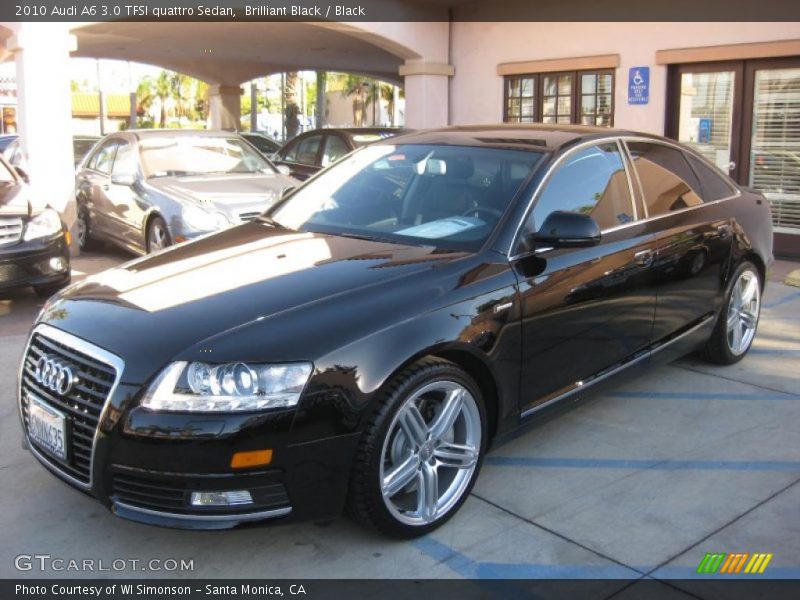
(231, 449, 273, 469)
(48, 257, 67, 272)
(190, 490, 253, 507)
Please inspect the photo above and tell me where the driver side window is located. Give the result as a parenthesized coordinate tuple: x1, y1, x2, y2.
(526, 142, 634, 238)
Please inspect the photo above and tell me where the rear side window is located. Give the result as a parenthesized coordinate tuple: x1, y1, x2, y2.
(686, 153, 737, 201)
(627, 142, 703, 216)
(321, 135, 350, 167)
(530, 142, 634, 231)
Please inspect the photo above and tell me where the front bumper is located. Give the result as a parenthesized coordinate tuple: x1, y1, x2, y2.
(0, 231, 70, 291)
(19, 324, 360, 530)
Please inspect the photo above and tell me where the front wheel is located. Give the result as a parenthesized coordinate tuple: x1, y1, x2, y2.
(348, 358, 486, 538)
(146, 216, 172, 253)
(702, 261, 761, 364)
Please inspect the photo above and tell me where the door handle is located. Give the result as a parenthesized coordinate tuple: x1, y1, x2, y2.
(634, 249, 655, 267)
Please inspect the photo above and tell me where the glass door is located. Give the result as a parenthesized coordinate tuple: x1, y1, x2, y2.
(668, 62, 744, 180)
(743, 62, 800, 236)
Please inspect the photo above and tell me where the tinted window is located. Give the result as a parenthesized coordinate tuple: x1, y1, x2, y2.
(627, 142, 703, 216)
(294, 135, 323, 165)
(281, 139, 300, 162)
(321, 135, 350, 167)
(530, 143, 634, 232)
(89, 140, 118, 174)
(686, 153, 736, 201)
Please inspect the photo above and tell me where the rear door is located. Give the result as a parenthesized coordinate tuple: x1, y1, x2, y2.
(623, 139, 736, 344)
(514, 141, 658, 415)
(77, 138, 119, 239)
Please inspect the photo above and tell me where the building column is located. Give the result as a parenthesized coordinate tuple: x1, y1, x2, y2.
(208, 84, 242, 131)
(7, 24, 77, 247)
(399, 61, 454, 128)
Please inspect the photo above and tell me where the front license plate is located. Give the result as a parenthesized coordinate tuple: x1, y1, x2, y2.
(27, 396, 68, 462)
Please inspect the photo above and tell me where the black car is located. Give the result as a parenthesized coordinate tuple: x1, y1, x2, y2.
(0, 155, 70, 298)
(75, 130, 297, 255)
(18, 125, 772, 537)
(240, 132, 282, 156)
(273, 127, 405, 180)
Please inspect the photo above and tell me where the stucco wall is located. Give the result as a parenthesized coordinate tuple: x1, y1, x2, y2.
(449, 22, 800, 133)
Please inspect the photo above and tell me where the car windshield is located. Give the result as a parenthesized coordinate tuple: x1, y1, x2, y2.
(139, 136, 275, 178)
(268, 144, 542, 251)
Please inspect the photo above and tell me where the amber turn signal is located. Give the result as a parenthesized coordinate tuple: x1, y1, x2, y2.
(230, 449, 273, 469)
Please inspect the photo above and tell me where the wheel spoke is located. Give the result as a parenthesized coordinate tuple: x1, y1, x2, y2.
(434, 442, 478, 469)
(741, 276, 758, 305)
(382, 454, 419, 497)
(399, 404, 428, 447)
(731, 320, 743, 351)
(727, 310, 739, 329)
(740, 311, 757, 330)
(429, 388, 465, 440)
(416, 462, 438, 521)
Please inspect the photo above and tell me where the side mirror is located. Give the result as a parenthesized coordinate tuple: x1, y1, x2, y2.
(276, 164, 291, 176)
(531, 211, 601, 248)
(111, 173, 136, 187)
(14, 166, 29, 183)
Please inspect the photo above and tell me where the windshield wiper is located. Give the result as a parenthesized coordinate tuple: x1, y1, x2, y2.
(258, 215, 286, 228)
(334, 231, 389, 243)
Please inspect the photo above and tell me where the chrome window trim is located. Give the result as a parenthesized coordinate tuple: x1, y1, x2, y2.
(18, 323, 125, 491)
(508, 135, 743, 261)
(113, 501, 292, 523)
(616, 138, 639, 222)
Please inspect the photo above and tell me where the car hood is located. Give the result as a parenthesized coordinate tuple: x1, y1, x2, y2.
(146, 172, 296, 219)
(42, 222, 467, 383)
(0, 182, 30, 216)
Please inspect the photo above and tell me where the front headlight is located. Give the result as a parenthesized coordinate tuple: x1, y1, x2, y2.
(23, 208, 62, 241)
(182, 205, 230, 232)
(141, 361, 313, 412)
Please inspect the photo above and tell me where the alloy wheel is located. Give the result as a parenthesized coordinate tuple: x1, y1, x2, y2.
(726, 269, 760, 356)
(148, 222, 168, 252)
(76, 213, 87, 248)
(379, 380, 481, 526)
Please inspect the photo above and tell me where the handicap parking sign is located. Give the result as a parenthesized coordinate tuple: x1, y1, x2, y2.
(628, 67, 650, 105)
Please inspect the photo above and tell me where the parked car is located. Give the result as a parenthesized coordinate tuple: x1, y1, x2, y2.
(18, 125, 772, 537)
(74, 130, 298, 255)
(0, 135, 100, 170)
(273, 127, 405, 180)
(0, 154, 70, 298)
(240, 132, 281, 156)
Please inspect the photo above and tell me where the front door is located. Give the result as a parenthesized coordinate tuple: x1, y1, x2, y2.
(514, 141, 657, 415)
(668, 57, 800, 256)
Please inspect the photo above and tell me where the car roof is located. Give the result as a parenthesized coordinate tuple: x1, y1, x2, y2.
(380, 124, 661, 153)
(126, 129, 242, 141)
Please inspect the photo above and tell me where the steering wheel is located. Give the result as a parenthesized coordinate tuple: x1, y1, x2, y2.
(462, 206, 504, 221)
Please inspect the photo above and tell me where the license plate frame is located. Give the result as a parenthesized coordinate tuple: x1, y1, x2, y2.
(27, 395, 70, 463)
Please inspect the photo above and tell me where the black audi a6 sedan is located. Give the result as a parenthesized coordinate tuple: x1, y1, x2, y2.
(1, 156, 70, 298)
(18, 125, 772, 537)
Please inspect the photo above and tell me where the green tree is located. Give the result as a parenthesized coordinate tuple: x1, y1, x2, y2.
(284, 71, 300, 139)
(137, 71, 173, 128)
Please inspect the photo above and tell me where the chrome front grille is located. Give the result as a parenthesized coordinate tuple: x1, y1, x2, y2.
(19, 326, 122, 486)
(0, 216, 23, 245)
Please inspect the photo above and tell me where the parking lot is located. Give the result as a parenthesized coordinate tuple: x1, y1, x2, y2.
(1, 250, 799, 592)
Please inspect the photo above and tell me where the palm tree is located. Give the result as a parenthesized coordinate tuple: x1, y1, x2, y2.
(137, 71, 173, 127)
(284, 71, 300, 139)
(380, 84, 404, 126)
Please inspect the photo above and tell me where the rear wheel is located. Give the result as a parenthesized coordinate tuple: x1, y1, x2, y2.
(348, 358, 486, 538)
(146, 216, 171, 253)
(702, 261, 761, 364)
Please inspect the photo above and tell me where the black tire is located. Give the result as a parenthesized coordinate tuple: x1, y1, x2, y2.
(347, 357, 487, 538)
(34, 276, 70, 299)
(701, 260, 762, 365)
(76, 207, 99, 251)
(146, 216, 172, 253)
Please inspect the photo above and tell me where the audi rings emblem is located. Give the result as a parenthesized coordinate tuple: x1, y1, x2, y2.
(34, 355, 76, 396)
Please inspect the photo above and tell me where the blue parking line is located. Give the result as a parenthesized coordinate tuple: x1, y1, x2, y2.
(763, 289, 800, 309)
(607, 390, 796, 401)
(484, 456, 800, 471)
(414, 536, 639, 580)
